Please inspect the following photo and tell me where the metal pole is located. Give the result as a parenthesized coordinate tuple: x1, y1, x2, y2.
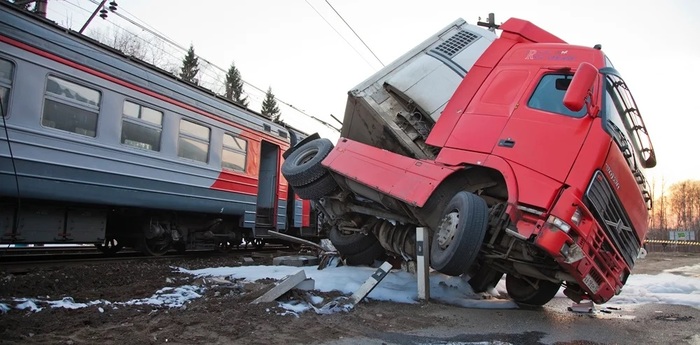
(78, 0, 107, 34)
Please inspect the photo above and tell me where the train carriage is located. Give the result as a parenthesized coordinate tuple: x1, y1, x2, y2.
(0, 3, 319, 254)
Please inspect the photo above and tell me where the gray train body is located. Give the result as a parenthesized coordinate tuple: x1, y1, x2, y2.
(0, 4, 317, 253)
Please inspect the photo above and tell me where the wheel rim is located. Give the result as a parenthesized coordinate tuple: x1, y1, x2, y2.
(216, 241, 232, 252)
(96, 238, 123, 254)
(144, 237, 170, 255)
(293, 148, 319, 166)
(436, 211, 460, 249)
(252, 238, 265, 248)
(142, 223, 171, 256)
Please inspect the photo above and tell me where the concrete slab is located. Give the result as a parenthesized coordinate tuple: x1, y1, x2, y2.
(272, 255, 319, 267)
(251, 270, 307, 304)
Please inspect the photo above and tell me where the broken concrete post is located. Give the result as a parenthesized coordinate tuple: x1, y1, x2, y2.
(350, 261, 393, 305)
(251, 270, 307, 304)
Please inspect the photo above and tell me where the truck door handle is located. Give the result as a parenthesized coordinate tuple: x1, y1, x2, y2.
(498, 138, 515, 148)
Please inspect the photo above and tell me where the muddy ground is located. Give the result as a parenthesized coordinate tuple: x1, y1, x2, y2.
(0, 250, 698, 345)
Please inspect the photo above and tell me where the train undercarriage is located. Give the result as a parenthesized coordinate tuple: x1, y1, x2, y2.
(0, 199, 300, 256)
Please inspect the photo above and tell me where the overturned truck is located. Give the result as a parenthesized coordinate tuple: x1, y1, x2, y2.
(282, 17, 655, 306)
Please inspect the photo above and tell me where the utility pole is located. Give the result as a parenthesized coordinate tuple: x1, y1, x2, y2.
(79, 0, 107, 34)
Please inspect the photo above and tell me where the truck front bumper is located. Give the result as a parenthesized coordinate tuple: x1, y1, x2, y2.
(533, 188, 632, 304)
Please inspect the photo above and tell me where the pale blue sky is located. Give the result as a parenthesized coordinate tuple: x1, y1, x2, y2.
(46, 0, 700, 189)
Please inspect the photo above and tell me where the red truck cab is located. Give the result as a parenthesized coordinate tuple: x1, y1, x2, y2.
(283, 18, 655, 306)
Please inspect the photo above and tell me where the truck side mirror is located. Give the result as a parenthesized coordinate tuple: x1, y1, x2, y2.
(563, 62, 598, 112)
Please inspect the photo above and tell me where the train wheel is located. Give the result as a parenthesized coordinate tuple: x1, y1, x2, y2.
(95, 238, 124, 255)
(141, 235, 171, 256)
(282, 138, 334, 187)
(216, 241, 233, 253)
(430, 191, 488, 276)
(505, 274, 561, 307)
(251, 238, 265, 249)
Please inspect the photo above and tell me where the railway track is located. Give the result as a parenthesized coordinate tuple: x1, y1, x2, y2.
(0, 243, 302, 272)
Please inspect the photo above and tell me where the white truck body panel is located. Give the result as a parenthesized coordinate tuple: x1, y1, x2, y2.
(341, 19, 496, 158)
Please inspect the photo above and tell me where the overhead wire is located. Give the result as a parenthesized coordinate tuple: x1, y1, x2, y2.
(81, 0, 339, 131)
(303, 0, 377, 70)
(323, 0, 384, 67)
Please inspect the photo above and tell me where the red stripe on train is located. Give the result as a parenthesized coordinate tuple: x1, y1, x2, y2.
(210, 171, 258, 195)
(302, 199, 311, 227)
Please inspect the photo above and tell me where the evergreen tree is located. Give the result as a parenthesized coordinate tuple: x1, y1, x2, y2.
(260, 87, 281, 122)
(224, 62, 248, 108)
(179, 44, 199, 84)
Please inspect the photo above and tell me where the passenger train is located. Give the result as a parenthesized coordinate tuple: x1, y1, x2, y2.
(0, 3, 320, 255)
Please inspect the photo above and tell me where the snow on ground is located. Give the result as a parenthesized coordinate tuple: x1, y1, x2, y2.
(2, 262, 699, 315)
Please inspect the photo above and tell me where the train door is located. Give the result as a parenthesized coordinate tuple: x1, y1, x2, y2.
(254, 140, 279, 236)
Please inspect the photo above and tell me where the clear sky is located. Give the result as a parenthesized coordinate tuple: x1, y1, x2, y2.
(45, 0, 700, 188)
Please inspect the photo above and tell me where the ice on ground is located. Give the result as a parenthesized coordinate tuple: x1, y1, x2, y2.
(3, 260, 699, 314)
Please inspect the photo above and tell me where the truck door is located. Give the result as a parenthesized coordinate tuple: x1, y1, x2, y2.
(254, 141, 280, 236)
(491, 71, 593, 183)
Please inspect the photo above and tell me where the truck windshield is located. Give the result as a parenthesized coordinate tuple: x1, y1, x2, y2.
(602, 72, 656, 169)
(601, 68, 655, 208)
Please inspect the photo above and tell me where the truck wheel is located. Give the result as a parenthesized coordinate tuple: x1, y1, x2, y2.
(505, 274, 560, 307)
(329, 226, 380, 256)
(467, 263, 504, 293)
(293, 173, 339, 200)
(344, 241, 385, 266)
(430, 191, 488, 276)
(282, 138, 334, 187)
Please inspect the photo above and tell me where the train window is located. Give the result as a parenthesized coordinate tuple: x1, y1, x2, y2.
(0, 58, 14, 117)
(121, 100, 162, 151)
(178, 119, 210, 163)
(42, 76, 101, 137)
(222, 134, 247, 172)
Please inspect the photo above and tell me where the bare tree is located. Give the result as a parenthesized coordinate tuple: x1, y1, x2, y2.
(87, 27, 168, 70)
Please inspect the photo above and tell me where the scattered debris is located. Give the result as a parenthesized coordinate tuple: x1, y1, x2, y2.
(568, 300, 595, 313)
(295, 278, 315, 291)
(272, 255, 319, 267)
(251, 270, 307, 304)
(242, 257, 255, 265)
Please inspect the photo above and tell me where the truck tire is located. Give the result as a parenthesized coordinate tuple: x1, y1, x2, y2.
(329, 226, 380, 256)
(430, 191, 488, 276)
(293, 173, 339, 200)
(344, 241, 385, 266)
(467, 262, 504, 293)
(505, 274, 560, 307)
(282, 138, 334, 187)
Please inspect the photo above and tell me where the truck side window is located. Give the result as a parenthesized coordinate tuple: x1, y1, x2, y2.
(527, 74, 586, 118)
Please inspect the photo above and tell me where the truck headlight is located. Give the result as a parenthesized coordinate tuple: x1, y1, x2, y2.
(571, 207, 583, 226)
(547, 215, 571, 233)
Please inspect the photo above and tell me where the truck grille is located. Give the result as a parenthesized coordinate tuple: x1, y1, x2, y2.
(433, 30, 479, 58)
(584, 171, 640, 268)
